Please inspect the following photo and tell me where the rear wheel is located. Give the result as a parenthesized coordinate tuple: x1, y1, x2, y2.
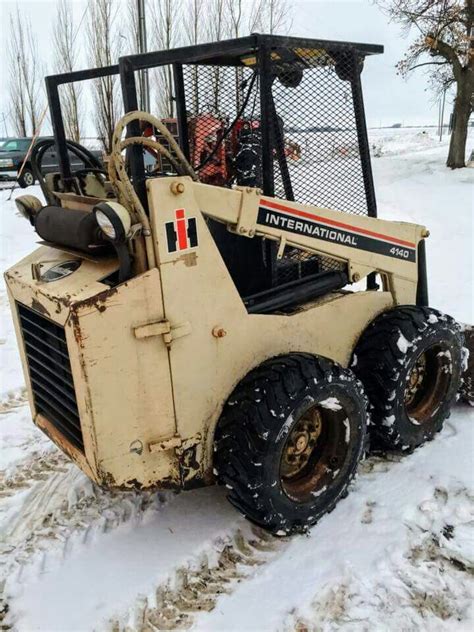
(214, 353, 367, 535)
(353, 306, 463, 451)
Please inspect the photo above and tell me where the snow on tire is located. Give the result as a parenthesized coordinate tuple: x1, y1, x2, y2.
(352, 306, 464, 452)
(214, 353, 367, 536)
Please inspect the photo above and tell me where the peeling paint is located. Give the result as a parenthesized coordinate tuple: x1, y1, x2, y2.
(177, 252, 198, 267)
(31, 298, 50, 317)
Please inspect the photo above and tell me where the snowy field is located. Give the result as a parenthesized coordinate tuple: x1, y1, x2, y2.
(0, 127, 473, 631)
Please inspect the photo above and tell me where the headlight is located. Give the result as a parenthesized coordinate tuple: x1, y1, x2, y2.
(93, 202, 131, 242)
(0, 159, 14, 167)
(95, 211, 116, 239)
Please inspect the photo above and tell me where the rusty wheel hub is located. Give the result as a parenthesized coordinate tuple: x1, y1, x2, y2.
(404, 352, 427, 406)
(403, 344, 452, 424)
(281, 410, 322, 479)
(280, 401, 352, 503)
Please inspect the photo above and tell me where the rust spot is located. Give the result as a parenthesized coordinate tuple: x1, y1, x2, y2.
(178, 444, 202, 488)
(76, 287, 119, 314)
(31, 298, 50, 317)
(36, 414, 84, 465)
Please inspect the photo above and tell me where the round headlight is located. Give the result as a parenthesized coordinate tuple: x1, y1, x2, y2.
(95, 210, 117, 239)
(93, 202, 131, 242)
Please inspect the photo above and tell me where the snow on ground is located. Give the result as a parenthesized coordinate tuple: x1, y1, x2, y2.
(0, 128, 473, 631)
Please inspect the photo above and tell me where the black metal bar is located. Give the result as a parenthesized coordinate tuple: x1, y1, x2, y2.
(121, 36, 259, 71)
(351, 57, 377, 219)
(416, 239, 429, 306)
(245, 270, 349, 314)
(173, 63, 190, 162)
(259, 34, 384, 57)
(45, 65, 119, 86)
(269, 94, 294, 201)
(257, 41, 278, 289)
(350, 54, 378, 291)
(45, 77, 74, 189)
(120, 35, 382, 73)
(119, 58, 148, 213)
(258, 44, 274, 197)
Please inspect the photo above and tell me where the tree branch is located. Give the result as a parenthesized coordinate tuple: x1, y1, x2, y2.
(425, 34, 463, 78)
(408, 60, 450, 70)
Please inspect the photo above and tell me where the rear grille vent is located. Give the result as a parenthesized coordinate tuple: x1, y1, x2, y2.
(17, 303, 83, 452)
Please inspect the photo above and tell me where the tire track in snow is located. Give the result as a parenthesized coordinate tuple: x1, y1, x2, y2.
(0, 388, 28, 415)
(109, 527, 288, 631)
(0, 448, 69, 500)
(289, 485, 474, 631)
(1, 461, 172, 585)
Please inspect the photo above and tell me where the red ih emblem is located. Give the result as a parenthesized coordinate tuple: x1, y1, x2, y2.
(165, 209, 198, 253)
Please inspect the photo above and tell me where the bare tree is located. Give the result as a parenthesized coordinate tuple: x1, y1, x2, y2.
(248, 0, 266, 33)
(183, 0, 205, 113)
(150, 0, 182, 117)
(206, 0, 226, 111)
(225, 0, 246, 108)
(126, 0, 141, 54)
(125, 0, 150, 109)
(8, 8, 43, 136)
(53, 0, 82, 141)
(376, 0, 473, 169)
(87, 0, 123, 152)
(259, 0, 293, 33)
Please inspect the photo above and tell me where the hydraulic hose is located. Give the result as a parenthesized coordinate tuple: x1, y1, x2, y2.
(109, 111, 199, 271)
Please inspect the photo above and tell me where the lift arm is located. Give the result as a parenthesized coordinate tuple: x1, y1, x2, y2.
(192, 180, 429, 306)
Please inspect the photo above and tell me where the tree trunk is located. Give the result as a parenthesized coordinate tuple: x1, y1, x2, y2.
(446, 73, 473, 169)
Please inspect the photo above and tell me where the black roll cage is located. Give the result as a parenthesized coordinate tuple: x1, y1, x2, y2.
(46, 34, 382, 213)
(43, 34, 429, 305)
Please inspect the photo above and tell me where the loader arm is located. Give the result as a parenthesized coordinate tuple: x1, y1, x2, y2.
(193, 181, 428, 306)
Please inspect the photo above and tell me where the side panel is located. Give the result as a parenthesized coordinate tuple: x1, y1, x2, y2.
(69, 269, 178, 488)
(148, 179, 394, 485)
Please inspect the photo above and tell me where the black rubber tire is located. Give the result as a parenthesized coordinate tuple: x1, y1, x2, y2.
(352, 306, 463, 452)
(214, 353, 367, 536)
(18, 168, 35, 188)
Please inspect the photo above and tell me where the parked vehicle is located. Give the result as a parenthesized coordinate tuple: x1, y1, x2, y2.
(0, 137, 102, 188)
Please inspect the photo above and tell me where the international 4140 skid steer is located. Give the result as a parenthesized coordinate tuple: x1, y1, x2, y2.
(6, 35, 466, 535)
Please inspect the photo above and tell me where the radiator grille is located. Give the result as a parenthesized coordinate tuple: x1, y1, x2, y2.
(17, 303, 83, 452)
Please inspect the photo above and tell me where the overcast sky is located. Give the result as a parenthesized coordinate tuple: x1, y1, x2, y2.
(0, 0, 449, 137)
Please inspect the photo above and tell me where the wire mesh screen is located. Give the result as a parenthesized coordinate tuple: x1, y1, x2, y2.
(148, 46, 371, 288)
(269, 48, 367, 217)
(181, 64, 261, 187)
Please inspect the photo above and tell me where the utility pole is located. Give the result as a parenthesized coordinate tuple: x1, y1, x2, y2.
(137, 0, 150, 112)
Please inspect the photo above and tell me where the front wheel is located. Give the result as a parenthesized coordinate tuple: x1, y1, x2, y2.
(353, 306, 464, 451)
(18, 167, 35, 188)
(214, 353, 367, 536)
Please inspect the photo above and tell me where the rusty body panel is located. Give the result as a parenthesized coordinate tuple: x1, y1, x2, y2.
(5, 178, 427, 490)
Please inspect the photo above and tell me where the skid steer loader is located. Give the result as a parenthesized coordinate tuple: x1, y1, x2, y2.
(5, 35, 465, 535)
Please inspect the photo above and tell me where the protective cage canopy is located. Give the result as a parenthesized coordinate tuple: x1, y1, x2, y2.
(120, 34, 383, 220)
(45, 34, 383, 289)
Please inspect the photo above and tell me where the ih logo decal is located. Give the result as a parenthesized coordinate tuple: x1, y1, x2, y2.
(165, 209, 198, 253)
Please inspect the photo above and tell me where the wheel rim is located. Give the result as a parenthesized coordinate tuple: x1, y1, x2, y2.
(280, 401, 351, 503)
(23, 171, 34, 186)
(404, 343, 452, 424)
